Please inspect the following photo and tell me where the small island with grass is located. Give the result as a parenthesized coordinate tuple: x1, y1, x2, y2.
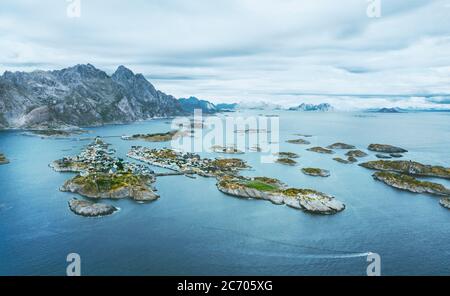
(333, 156, 357, 164)
(302, 168, 330, 177)
(307, 146, 334, 154)
(25, 128, 88, 138)
(276, 157, 297, 166)
(345, 150, 368, 158)
(368, 144, 408, 154)
(359, 160, 450, 179)
(122, 130, 186, 142)
(327, 143, 356, 149)
(287, 138, 311, 145)
(217, 176, 345, 214)
(61, 172, 159, 201)
(372, 171, 450, 196)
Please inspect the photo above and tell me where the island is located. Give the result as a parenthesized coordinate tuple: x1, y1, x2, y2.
(52, 138, 159, 216)
(372, 171, 450, 196)
(61, 172, 159, 201)
(359, 160, 450, 179)
(276, 158, 297, 166)
(0, 153, 9, 165)
(127, 146, 248, 178)
(217, 176, 345, 214)
(293, 133, 313, 138)
(68, 198, 118, 217)
(287, 138, 311, 145)
(333, 157, 357, 164)
(302, 168, 330, 177)
(326, 143, 356, 149)
(368, 144, 408, 153)
(307, 147, 334, 154)
(128, 146, 346, 215)
(376, 154, 392, 159)
(27, 129, 87, 138)
(345, 150, 368, 158)
(210, 145, 244, 154)
(121, 130, 186, 142)
(274, 152, 300, 158)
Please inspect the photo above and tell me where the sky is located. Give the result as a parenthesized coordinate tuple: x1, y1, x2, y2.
(1, 0, 450, 109)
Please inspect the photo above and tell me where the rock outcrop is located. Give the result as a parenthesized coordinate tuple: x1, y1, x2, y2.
(68, 198, 118, 217)
(368, 144, 408, 153)
(327, 143, 356, 149)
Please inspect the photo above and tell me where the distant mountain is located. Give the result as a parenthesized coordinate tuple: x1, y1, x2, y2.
(0, 64, 185, 129)
(178, 96, 217, 114)
(366, 107, 450, 113)
(215, 103, 238, 111)
(236, 101, 282, 110)
(288, 103, 333, 112)
(370, 107, 402, 113)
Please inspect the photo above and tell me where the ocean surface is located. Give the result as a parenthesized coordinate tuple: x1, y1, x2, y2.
(1, 111, 449, 275)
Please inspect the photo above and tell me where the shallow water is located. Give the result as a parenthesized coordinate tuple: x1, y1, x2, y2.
(0, 111, 449, 275)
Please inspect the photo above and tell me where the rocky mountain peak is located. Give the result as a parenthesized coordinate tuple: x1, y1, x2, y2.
(113, 65, 135, 80)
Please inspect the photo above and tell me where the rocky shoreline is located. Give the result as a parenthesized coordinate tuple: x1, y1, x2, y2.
(327, 142, 355, 149)
(368, 144, 408, 153)
(360, 160, 450, 179)
(61, 172, 159, 201)
(372, 171, 450, 196)
(68, 198, 118, 217)
(216, 176, 345, 215)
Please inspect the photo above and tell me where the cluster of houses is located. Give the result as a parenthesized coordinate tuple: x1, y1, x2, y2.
(127, 145, 245, 177)
(58, 138, 154, 177)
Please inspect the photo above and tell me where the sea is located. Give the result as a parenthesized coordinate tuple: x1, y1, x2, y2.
(0, 110, 449, 275)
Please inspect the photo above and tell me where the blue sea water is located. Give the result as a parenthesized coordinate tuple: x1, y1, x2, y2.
(0, 111, 449, 275)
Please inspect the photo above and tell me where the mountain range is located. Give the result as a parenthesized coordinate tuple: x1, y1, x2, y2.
(0, 64, 185, 129)
(178, 96, 217, 114)
(288, 103, 334, 112)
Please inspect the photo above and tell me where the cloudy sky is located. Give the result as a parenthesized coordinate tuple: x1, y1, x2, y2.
(1, 0, 450, 108)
